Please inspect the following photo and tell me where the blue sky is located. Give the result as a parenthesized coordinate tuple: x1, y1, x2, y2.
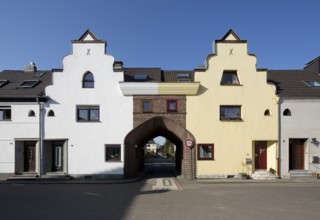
(1, 0, 319, 72)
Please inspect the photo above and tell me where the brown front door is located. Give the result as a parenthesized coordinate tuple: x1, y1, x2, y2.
(255, 141, 267, 170)
(24, 142, 36, 172)
(289, 139, 305, 170)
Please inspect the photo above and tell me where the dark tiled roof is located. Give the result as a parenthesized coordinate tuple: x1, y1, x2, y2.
(0, 70, 52, 98)
(162, 70, 194, 82)
(124, 68, 194, 82)
(267, 70, 320, 98)
(124, 68, 161, 82)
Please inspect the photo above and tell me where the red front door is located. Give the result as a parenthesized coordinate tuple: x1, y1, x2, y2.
(255, 141, 267, 170)
(24, 142, 36, 172)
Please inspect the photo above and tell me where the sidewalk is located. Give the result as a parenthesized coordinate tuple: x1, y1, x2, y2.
(0, 175, 144, 185)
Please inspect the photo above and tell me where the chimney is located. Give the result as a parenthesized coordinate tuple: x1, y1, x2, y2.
(24, 62, 37, 72)
(113, 61, 123, 72)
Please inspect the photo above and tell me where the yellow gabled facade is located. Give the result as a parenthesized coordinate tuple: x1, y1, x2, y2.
(187, 30, 278, 178)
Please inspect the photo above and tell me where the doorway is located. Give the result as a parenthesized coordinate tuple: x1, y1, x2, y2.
(52, 141, 64, 172)
(254, 141, 267, 170)
(289, 139, 305, 170)
(24, 141, 36, 172)
(124, 116, 196, 179)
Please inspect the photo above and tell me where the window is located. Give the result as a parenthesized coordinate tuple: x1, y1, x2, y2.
(133, 74, 148, 81)
(82, 72, 94, 88)
(167, 100, 177, 112)
(264, 109, 271, 116)
(142, 100, 152, 112)
(0, 80, 8, 88)
(220, 106, 241, 120)
(283, 109, 291, 116)
(177, 73, 191, 82)
(28, 110, 36, 117)
(304, 81, 320, 87)
(48, 110, 55, 117)
(77, 106, 99, 122)
(105, 145, 121, 161)
(198, 144, 214, 160)
(220, 71, 240, 85)
(0, 106, 11, 121)
(18, 80, 40, 88)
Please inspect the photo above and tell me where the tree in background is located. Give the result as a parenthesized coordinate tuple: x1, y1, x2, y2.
(159, 139, 175, 157)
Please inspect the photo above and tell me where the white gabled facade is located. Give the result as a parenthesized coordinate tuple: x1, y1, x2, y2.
(44, 30, 133, 177)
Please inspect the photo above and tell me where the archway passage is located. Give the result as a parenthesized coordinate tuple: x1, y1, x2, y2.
(124, 116, 196, 179)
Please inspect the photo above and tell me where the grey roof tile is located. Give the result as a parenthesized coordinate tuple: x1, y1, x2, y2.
(0, 70, 52, 98)
(267, 70, 320, 98)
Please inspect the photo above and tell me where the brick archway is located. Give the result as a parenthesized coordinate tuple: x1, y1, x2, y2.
(124, 116, 196, 179)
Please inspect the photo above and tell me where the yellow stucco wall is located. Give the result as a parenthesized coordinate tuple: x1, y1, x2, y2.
(187, 31, 278, 177)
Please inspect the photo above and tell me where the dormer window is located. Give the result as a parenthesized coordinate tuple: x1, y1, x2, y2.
(220, 71, 240, 85)
(0, 80, 9, 88)
(82, 72, 94, 88)
(133, 74, 148, 81)
(18, 80, 40, 88)
(303, 81, 320, 87)
(177, 73, 191, 82)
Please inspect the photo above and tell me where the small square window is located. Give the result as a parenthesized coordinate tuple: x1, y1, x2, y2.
(198, 144, 214, 160)
(77, 106, 100, 122)
(105, 145, 121, 162)
(0, 106, 11, 121)
(220, 71, 240, 85)
(142, 100, 152, 112)
(220, 106, 241, 120)
(167, 100, 177, 112)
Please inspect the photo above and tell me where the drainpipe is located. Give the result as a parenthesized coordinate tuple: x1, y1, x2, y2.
(37, 97, 44, 177)
(277, 97, 281, 177)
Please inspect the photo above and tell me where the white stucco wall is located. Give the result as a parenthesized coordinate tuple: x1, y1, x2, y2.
(0, 103, 40, 173)
(280, 99, 320, 177)
(44, 37, 133, 176)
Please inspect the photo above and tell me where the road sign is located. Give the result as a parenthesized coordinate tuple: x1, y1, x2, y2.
(185, 139, 194, 148)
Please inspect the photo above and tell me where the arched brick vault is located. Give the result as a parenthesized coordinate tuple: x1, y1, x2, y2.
(124, 116, 196, 179)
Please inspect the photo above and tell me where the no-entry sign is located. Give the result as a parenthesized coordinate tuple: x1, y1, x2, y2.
(185, 139, 194, 148)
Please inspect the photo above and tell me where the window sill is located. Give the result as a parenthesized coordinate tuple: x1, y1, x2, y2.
(198, 158, 215, 161)
(105, 161, 122, 163)
(220, 119, 243, 122)
(77, 121, 101, 123)
(220, 84, 242, 86)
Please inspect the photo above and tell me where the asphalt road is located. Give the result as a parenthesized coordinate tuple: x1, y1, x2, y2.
(0, 158, 320, 220)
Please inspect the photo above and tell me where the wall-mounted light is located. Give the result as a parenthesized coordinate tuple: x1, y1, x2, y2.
(311, 138, 317, 143)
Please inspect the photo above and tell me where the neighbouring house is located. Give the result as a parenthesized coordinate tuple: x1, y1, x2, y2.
(144, 139, 157, 154)
(187, 30, 278, 179)
(0, 62, 51, 179)
(268, 57, 320, 179)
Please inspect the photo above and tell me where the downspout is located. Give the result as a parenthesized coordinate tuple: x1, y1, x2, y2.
(37, 97, 44, 177)
(277, 97, 281, 177)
